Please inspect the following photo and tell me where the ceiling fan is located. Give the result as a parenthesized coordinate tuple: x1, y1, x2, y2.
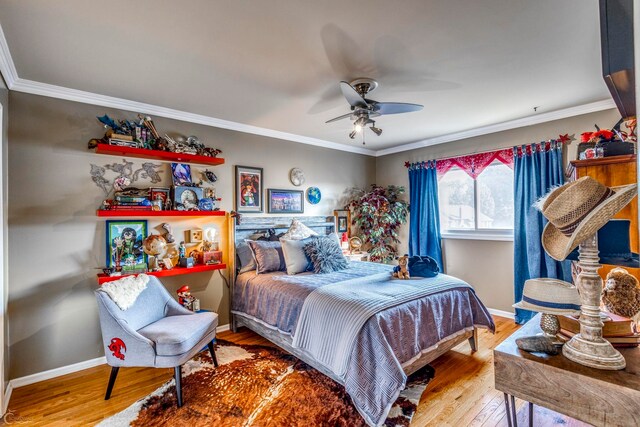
(326, 78, 424, 143)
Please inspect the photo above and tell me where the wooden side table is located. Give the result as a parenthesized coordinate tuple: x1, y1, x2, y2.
(343, 252, 370, 262)
(494, 314, 640, 426)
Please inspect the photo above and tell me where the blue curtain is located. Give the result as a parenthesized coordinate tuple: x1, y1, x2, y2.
(513, 141, 571, 324)
(408, 161, 443, 269)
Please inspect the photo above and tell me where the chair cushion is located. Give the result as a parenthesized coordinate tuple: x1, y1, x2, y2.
(137, 312, 218, 356)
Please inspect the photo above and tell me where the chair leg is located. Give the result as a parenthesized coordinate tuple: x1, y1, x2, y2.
(105, 367, 119, 400)
(174, 366, 183, 408)
(207, 341, 219, 367)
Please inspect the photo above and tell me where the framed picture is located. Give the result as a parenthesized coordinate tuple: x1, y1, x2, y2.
(268, 189, 304, 214)
(106, 220, 147, 271)
(171, 163, 192, 185)
(173, 185, 204, 210)
(236, 165, 263, 213)
(334, 209, 351, 235)
(149, 187, 170, 210)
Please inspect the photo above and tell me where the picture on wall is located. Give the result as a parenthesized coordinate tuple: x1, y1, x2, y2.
(333, 209, 351, 235)
(268, 189, 304, 214)
(236, 165, 263, 213)
(106, 220, 147, 272)
(171, 163, 192, 185)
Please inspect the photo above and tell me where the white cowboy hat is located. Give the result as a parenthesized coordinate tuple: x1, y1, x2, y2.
(513, 278, 581, 315)
(538, 176, 637, 261)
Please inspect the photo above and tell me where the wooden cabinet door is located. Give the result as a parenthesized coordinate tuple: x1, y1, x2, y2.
(571, 154, 638, 280)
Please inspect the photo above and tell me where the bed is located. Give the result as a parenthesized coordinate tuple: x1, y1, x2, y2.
(228, 216, 495, 426)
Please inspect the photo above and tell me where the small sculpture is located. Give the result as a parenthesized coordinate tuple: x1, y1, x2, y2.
(203, 169, 218, 183)
(392, 255, 410, 279)
(179, 241, 186, 258)
(602, 267, 640, 323)
(176, 285, 195, 310)
(161, 223, 175, 243)
(515, 336, 563, 355)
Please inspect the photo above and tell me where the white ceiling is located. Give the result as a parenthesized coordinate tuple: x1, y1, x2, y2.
(0, 0, 613, 153)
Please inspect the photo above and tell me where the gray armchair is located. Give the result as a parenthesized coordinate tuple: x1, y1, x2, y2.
(95, 276, 218, 407)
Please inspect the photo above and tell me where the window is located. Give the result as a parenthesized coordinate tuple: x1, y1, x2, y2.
(438, 160, 514, 239)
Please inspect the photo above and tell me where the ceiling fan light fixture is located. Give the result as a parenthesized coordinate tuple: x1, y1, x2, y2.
(354, 123, 363, 133)
(348, 130, 357, 139)
(370, 126, 382, 136)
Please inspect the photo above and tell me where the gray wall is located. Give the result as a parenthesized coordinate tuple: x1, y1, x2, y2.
(376, 108, 622, 313)
(7, 92, 375, 379)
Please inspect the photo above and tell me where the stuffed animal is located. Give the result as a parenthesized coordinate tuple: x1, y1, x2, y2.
(392, 254, 410, 279)
(602, 267, 640, 323)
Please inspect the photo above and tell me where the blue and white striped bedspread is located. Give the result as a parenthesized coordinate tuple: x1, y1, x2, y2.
(292, 272, 471, 379)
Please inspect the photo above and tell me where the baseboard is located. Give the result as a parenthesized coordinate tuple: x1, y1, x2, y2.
(7, 322, 231, 392)
(487, 308, 515, 320)
(9, 355, 107, 389)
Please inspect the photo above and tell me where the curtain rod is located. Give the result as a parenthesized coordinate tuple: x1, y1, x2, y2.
(404, 134, 571, 166)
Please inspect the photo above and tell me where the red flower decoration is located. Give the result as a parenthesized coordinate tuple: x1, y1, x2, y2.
(557, 134, 570, 144)
(581, 132, 593, 143)
(404, 161, 410, 168)
(593, 129, 614, 141)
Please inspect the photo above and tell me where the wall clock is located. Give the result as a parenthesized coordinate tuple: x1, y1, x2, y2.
(289, 168, 305, 186)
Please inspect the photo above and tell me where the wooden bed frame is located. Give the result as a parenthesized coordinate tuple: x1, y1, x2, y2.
(227, 215, 478, 382)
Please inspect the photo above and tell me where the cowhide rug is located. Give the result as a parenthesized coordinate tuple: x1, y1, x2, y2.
(98, 340, 434, 427)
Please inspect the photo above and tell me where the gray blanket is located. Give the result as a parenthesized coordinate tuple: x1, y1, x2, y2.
(292, 272, 471, 379)
(232, 262, 495, 426)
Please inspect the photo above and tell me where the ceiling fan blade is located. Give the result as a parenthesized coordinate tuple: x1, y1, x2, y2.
(325, 112, 353, 123)
(340, 81, 368, 108)
(373, 102, 423, 115)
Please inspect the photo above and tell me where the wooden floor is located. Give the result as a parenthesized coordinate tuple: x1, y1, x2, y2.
(6, 316, 589, 426)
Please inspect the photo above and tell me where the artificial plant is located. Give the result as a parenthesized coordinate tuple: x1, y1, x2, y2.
(346, 185, 409, 263)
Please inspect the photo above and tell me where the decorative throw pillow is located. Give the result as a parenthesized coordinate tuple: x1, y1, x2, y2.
(281, 218, 319, 240)
(247, 240, 286, 274)
(236, 241, 257, 274)
(303, 234, 349, 274)
(280, 237, 314, 275)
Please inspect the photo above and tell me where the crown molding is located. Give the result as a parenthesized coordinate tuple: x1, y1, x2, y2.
(0, 22, 617, 158)
(0, 24, 17, 88)
(374, 99, 617, 157)
(10, 78, 376, 156)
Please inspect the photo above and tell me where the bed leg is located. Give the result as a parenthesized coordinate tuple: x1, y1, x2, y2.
(231, 314, 238, 333)
(469, 328, 478, 352)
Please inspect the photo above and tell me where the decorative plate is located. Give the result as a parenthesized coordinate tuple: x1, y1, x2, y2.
(289, 168, 305, 187)
(306, 187, 321, 204)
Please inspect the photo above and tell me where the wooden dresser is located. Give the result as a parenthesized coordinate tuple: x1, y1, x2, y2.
(570, 154, 638, 279)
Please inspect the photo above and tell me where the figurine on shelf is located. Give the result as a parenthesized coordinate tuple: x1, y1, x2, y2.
(179, 241, 186, 258)
(161, 223, 175, 243)
(176, 285, 195, 311)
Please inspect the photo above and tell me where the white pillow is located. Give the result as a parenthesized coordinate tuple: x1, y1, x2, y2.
(280, 237, 313, 275)
(281, 218, 319, 240)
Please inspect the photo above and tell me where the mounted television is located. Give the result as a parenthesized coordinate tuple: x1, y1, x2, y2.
(599, 0, 635, 119)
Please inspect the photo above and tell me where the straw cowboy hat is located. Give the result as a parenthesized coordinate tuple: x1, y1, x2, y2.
(513, 278, 581, 315)
(538, 176, 637, 261)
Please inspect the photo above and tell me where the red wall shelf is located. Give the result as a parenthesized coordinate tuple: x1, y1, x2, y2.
(97, 209, 226, 217)
(95, 144, 225, 166)
(98, 263, 227, 284)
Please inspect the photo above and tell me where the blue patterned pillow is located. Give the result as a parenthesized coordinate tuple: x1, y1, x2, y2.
(247, 240, 286, 274)
(303, 235, 349, 274)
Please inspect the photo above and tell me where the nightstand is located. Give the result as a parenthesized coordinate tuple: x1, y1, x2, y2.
(344, 252, 370, 262)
